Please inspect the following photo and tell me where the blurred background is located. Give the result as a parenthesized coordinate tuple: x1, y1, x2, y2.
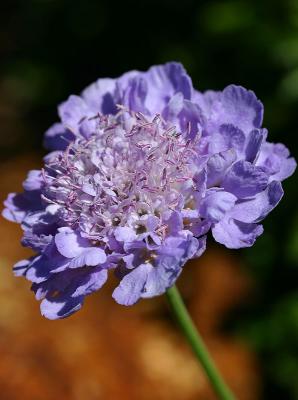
(0, 0, 298, 399)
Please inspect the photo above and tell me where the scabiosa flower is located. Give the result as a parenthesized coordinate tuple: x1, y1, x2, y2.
(2, 62, 296, 319)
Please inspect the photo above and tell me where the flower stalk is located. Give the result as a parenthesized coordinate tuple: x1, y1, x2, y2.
(166, 285, 236, 400)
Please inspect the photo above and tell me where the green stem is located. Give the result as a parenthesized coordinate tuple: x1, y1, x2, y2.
(166, 285, 236, 400)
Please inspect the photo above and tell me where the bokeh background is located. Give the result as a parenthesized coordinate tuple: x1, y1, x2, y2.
(0, 0, 298, 399)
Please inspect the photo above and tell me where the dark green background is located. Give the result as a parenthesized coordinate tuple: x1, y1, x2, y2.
(1, 1, 298, 398)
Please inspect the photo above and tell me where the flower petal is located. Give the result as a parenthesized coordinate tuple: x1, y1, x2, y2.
(200, 191, 237, 223)
(257, 142, 297, 181)
(222, 160, 268, 197)
(55, 228, 106, 265)
(72, 269, 108, 297)
(206, 149, 237, 187)
(2, 191, 43, 223)
(55, 228, 88, 258)
(142, 235, 204, 298)
(112, 263, 151, 306)
(82, 77, 117, 114)
(144, 62, 193, 113)
(217, 124, 245, 153)
(58, 95, 95, 137)
(13, 259, 30, 277)
(212, 217, 264, 249)
(35, 267, 108, 319)
(221, 85, 264, 132)
(163, 92, 184, 121)
(68, 247, 107, 268)
(245, 129, 266, 163)
(114, 226, 137, 243)
(40, 297, 83, 320)
(23, 170, 44, 191)
(121, 76, 149, 114)
(230, 181, 284, 223)
(44, 123, 75, 151)
(193, 89, 220, 118)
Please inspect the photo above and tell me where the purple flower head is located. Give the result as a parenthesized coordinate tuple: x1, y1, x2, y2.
(3, 62, 296, 319)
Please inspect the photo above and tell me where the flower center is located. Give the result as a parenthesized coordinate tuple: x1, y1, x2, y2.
(42, 109, 202, 240)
